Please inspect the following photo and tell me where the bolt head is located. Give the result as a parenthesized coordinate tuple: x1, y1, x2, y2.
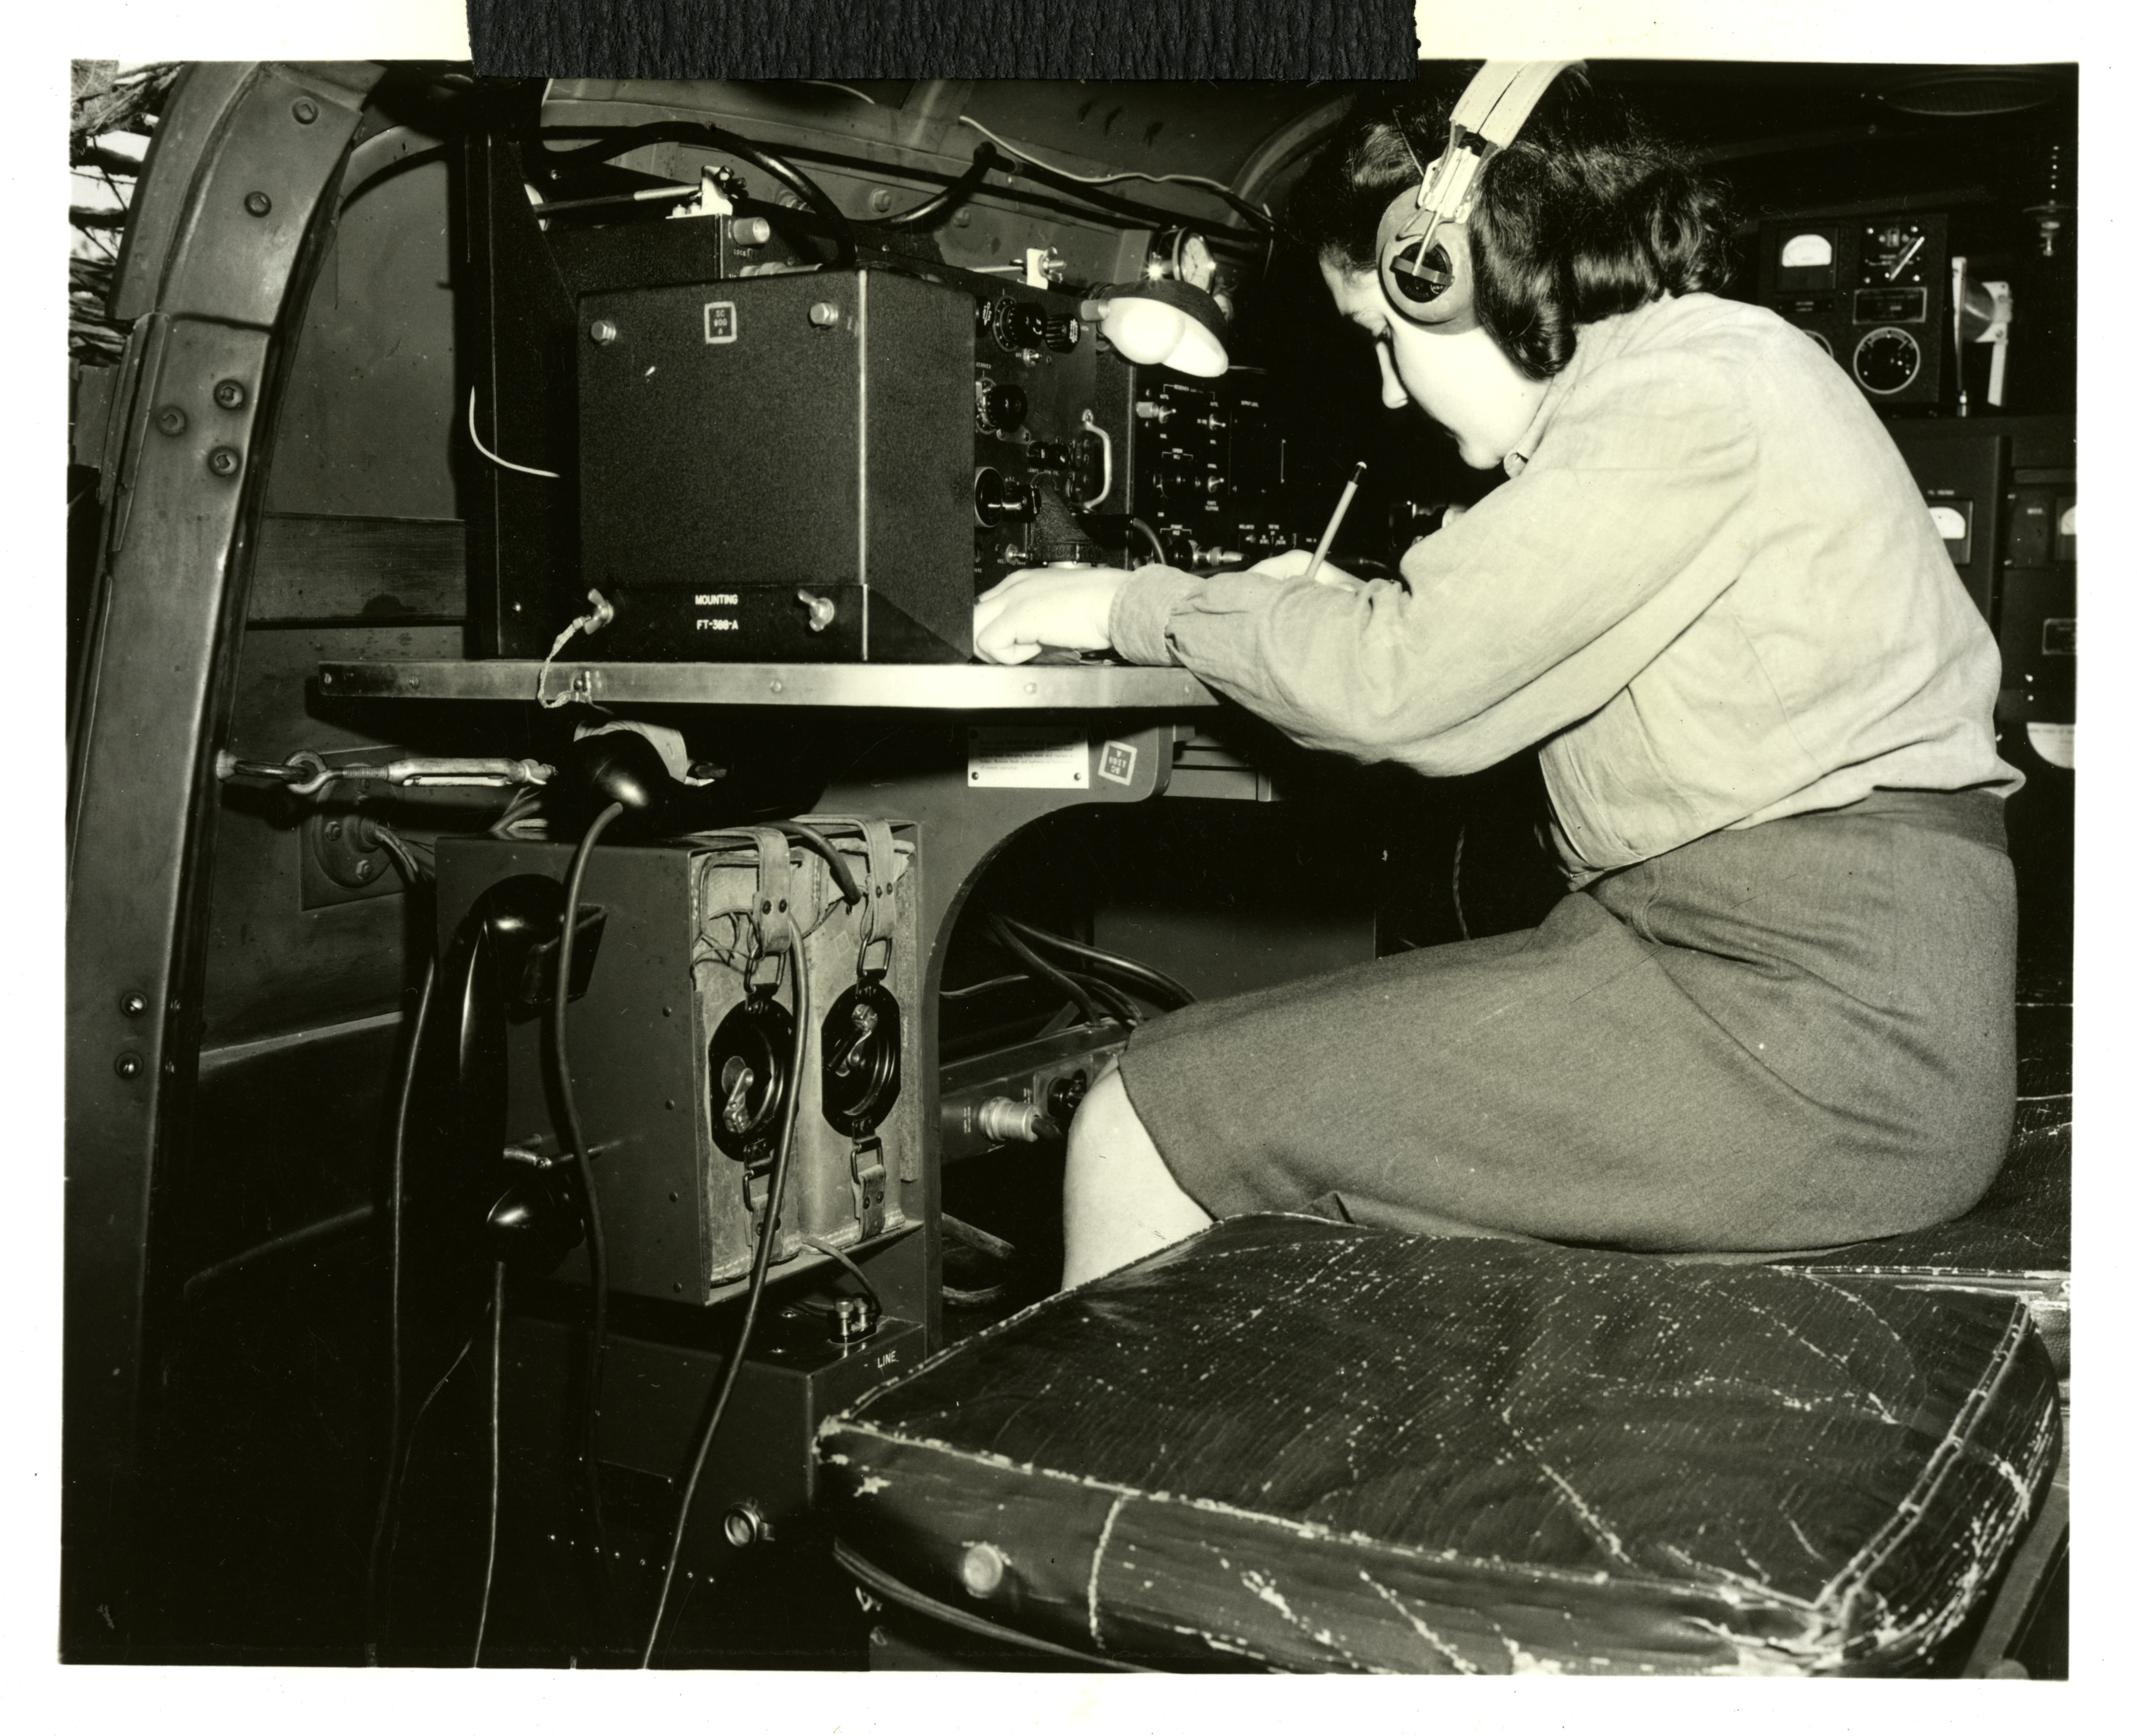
(324, 820, 341, 838)
(113, 1052, 144, 1081)
(354, 859, 373, 880)
(952, 208, 972, 227)
(291, 97, 319, 124)
(868, 188, 896, 213)
(213, 379, 247, 410)
(207, 447, 241, 478)
(588, 318, 619, 344)
(807, 302, 840, 328)
(243, 191, 272, 218)
(155, 406, 186, 436)
(119, 992, 148, 1018)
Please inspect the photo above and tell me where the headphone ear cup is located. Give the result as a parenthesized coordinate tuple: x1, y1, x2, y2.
(1380, 222, 1478, 329)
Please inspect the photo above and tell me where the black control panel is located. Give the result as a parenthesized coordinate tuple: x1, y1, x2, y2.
(1123, 368, 1299, 567)
(1757, 212, 1949, 407)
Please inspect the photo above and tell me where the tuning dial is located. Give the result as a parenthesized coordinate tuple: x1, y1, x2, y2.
(991, 299, 1080, 355)
(972, 467, 1036, 528)
(976, 380, 1028, 432)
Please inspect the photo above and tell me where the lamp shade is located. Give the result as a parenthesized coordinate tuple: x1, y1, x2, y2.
(1081, 278, 1231, 377)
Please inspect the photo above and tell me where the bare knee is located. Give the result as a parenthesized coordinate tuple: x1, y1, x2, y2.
(1060, 1067, 1212, 1288)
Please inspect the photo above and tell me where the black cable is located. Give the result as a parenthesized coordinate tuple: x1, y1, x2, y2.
(871, 141, 1000, 228)
(372, 1329, 477, 1660)
(554, 800, 625, 1645)
(1068, 969, 1142, 1027)
(773, 820, 864, 907)
(473, 1261, 505, 1667)
(531, 123, 857, 266)
(995, 915, 1197, 1010)
(797, 1235, 882, 1310)
(1128, 518, 1169, 567)
(640, 909, 812, 1668)
(364, 955, 437, 1665)
(987, 914, 1102, 1028)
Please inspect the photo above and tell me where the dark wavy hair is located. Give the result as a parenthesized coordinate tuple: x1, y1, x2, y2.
(1288, 67, 1733, 378)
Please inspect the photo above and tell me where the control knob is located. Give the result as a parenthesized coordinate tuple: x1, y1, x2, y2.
(975, 380, 1028, 432)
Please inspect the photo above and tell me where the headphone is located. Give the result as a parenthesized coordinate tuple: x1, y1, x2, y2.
(1378, 60, 1584, 325)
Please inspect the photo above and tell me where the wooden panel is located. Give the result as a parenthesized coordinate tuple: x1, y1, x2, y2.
(248, 512, 466, 621)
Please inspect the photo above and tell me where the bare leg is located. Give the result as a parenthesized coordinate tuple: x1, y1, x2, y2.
(1060, 1067, 1212, 1288)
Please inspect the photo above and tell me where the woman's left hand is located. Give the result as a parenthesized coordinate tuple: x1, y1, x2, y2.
(973, 565, 1136, 665)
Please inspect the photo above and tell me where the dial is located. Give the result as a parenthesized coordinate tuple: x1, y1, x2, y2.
(1174, 231, 1216, 291)
(1853, 326, 1922, 395)
(1779, 231, 1834, 269)
(1859, 221, 1928, 287)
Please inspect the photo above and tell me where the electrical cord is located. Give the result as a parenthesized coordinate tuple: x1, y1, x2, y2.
(369, 1328, 477, 1661)
(987, 914, 1102, 1027)
(473, 1260, 505, 1667)
(364, 954, 437, 1665)
(1128, 518, 1169, 567)
(532, 123, 858, 266)
(466, 386, 560, 480)
(797, 1234, 882, 1310)
(953, 115, 1276, 232)
(994, 915, 1197, 1010)
(554, 801, 626, 1644)
(639, 908, 811, 1668)
(871, 142, 1001, 229)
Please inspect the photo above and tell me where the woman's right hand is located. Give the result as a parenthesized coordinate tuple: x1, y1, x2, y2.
(1248, 548, 1359, 586)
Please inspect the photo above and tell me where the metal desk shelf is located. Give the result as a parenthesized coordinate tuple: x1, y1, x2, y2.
(315, 658, 1219, 711)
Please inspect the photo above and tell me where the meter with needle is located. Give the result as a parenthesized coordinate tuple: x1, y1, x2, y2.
(1860, 221, 1929, 286)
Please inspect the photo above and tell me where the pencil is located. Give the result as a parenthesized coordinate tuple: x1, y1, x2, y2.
(1302, 461, 1368, 584)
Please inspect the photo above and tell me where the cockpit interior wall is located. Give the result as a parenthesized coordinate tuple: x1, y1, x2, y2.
(64, 61, 2074, 1671)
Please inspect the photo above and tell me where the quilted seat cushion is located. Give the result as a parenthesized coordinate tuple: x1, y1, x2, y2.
(818, 1215, 2060, 1674)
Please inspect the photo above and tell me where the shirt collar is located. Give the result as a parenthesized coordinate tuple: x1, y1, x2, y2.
(1500, 296, 1670, 477)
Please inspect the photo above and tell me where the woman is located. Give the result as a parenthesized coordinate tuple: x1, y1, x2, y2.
(974, 66, 2020, 1287)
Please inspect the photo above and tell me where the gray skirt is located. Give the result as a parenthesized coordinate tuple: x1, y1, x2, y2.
(1117, 789, 2016, 1255)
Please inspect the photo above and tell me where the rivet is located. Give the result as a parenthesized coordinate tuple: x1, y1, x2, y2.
(154, 405, 187, 437)
(213, 379, 248, 410)
(118, 992, 148, 1018)
(291, 97, 319, 124)
(113, 1052, 144, 1081)
(868, 188, 895, 213)
(668, 1191, 680, 1202)
(207, 447, 241, 478)
(664, 1099, 676, 1111)
(959, 1542, 1007, 1597)
(952, 209, 972, 228)
(243, 191, 273, 218)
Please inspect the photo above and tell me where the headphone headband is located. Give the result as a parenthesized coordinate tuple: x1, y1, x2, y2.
(1380, 60, 1583, 323)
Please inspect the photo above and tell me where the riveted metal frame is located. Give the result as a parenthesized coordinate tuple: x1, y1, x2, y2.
(63, 59, 384, 1659)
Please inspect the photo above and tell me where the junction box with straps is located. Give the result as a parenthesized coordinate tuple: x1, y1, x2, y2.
(433, 818, 918, 1306)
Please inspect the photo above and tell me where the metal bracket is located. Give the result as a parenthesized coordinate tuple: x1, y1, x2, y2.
(850, 1137, 889, 1239)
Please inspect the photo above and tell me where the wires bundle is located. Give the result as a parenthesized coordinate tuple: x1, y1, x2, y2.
(982, 913, 1196, 1030)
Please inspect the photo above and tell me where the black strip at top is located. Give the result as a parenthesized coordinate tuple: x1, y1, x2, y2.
(466, 0, 1422, 81)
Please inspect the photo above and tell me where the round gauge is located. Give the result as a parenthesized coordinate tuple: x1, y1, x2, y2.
(1860, 220, 1929, 286)
(1779, 232, 1834, 269)
(1853, 326, 1922, 395)
(1174, 231, 1217, 291)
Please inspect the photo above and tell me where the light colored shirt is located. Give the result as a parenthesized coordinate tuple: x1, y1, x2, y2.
(1110, 293, 2018, 884)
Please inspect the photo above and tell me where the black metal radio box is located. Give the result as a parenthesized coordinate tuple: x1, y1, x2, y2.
(577, 268, 978, 662)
